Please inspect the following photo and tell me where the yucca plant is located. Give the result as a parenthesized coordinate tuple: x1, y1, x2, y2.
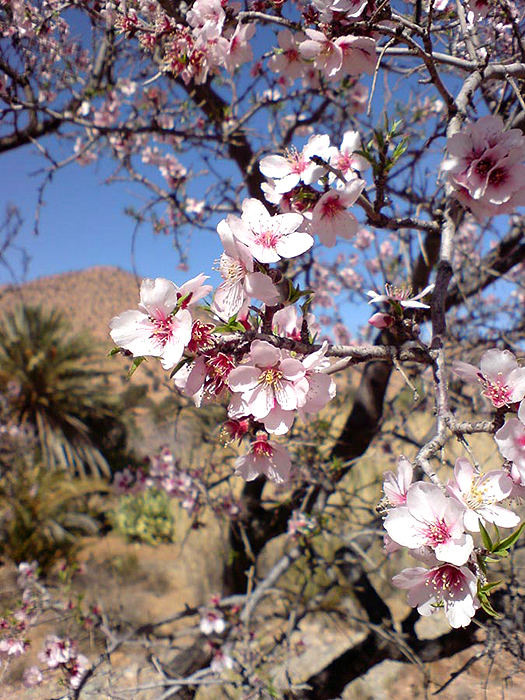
(0, 305, 127, 477)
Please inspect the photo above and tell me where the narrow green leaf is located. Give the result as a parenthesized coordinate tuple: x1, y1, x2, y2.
(493, 522, 525, 553)
(480, 580, 502, 593)
(128, 356, 146, 377)
(478, 594, 500, 618)
(107, 347, 121, 357)
(479, 520, 493, 551)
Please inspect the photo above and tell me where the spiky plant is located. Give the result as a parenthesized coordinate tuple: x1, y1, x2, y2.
(0, 305, 127, 477)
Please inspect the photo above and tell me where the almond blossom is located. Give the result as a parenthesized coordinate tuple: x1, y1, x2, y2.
(452, 348, 525, 409)
(392, 563, 480, 628)
(495, 418, 525, 471)
(212, 218, 281, 318)
(259, 134, 333, 195)
(310, 179, 365, 247)
(227, 198, 312, 263)
(234, 434, 292, 483)
(310, 0, 368, 22)
(331, 36, 376, 80)
(199, 609, 226, 635)
(384, 482, 473, 566)
(382, 456, 414, 508)
(299, 29, 343, 80)
(329, 130, 370, 185)
(366, 283, 435, 310)
(446, 458, 519, 532)
(227, 340, 309, 431)
(442, 115, 525, 218)
(268, 30, 307, 82)
(299, 343, 336, 415)
(109, 277, 195, 370)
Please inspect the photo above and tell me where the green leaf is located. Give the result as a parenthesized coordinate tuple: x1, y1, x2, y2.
(169, 356, 191, 379)
(478, 594, 500, 618)
(128, 356, 146, 377)
(492, 522, 525, 553)
(479, 520, 493, 551)
(107, 346, 121, 357)
(480, 580, 502, 594)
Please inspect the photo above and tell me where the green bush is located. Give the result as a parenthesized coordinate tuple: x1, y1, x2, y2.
(112, 489, 175, 545)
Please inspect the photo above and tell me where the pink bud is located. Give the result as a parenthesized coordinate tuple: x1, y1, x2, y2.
(368, 312, 394, 329)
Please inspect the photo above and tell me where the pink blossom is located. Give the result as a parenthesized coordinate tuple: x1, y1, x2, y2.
(299, 29, 342, 80)
(384, 482, 473, 565)
(186, 0, 225, 33)
(452, 349, 525, 409)
(382, 456, 414, 507)
(446, 458, 519, 532)
(0, 637, 27, 657)
(234, 434, 292, 483)
(443, 115, 525, 218)
(68, 653, 89, 689)
(367, 283, 435, 310)
(109, 277, 204, 370)
(393, 563, 480, 628)
(329, 131, 370, 185)
(310, 180, 364, 247)
(23, 666, 43, 688)
(228, 198, 311, 263)
(272, 305, 319, 342)
(332, 36, 377, 80)
(212, 218, 280, 318)
(495, 418, 525, 471)
(211, 645, 234, 672)
(300, 343, 336, 415)
(259, 134, 333, 195)
(310, 0, 368, 21)
(520, 400, 525, 425)
(227, 340, 309, 427)
(200, 609, 226, 635)
(269, 30, 306, 82)
(38, 635, 73, 668)
(221, 23, 255, 73)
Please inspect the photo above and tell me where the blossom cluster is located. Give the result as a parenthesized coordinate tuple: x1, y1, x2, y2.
(114, 447, 242, 519)
(0, 561, 91, 690)
(260, 131, 368, 247)
(384, 349, 525, 628)
(110, 134, 367, 482)
(443, 115, 525, 219)
(453, 349, 525, 491)
(108, 0, 377, 88)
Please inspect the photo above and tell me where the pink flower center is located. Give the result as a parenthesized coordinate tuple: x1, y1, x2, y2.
(150, 315, 175, 346)
(426, 565, 466, 595)
(474, 157, 494, 178)
(488, 167, 508, 186)
(517, 435, 525, 449)
(289, 150, 308, 175)
(423, 518, 451, 547)
(252, 437, 273, 457)
(187, 320, 215, 353)
(480, 373, 512, 408)
(254, 229, 280, 249)
(333, 152, 354, 173)
(205, 353, 235, 395)
(258, 367, 283, 387)
(384, 283, 412, 301)
(320, 193, 345, 219)
(285, 48, 299, 63)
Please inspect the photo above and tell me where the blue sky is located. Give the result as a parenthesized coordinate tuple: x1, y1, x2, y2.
(0, 142, 224, 288)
